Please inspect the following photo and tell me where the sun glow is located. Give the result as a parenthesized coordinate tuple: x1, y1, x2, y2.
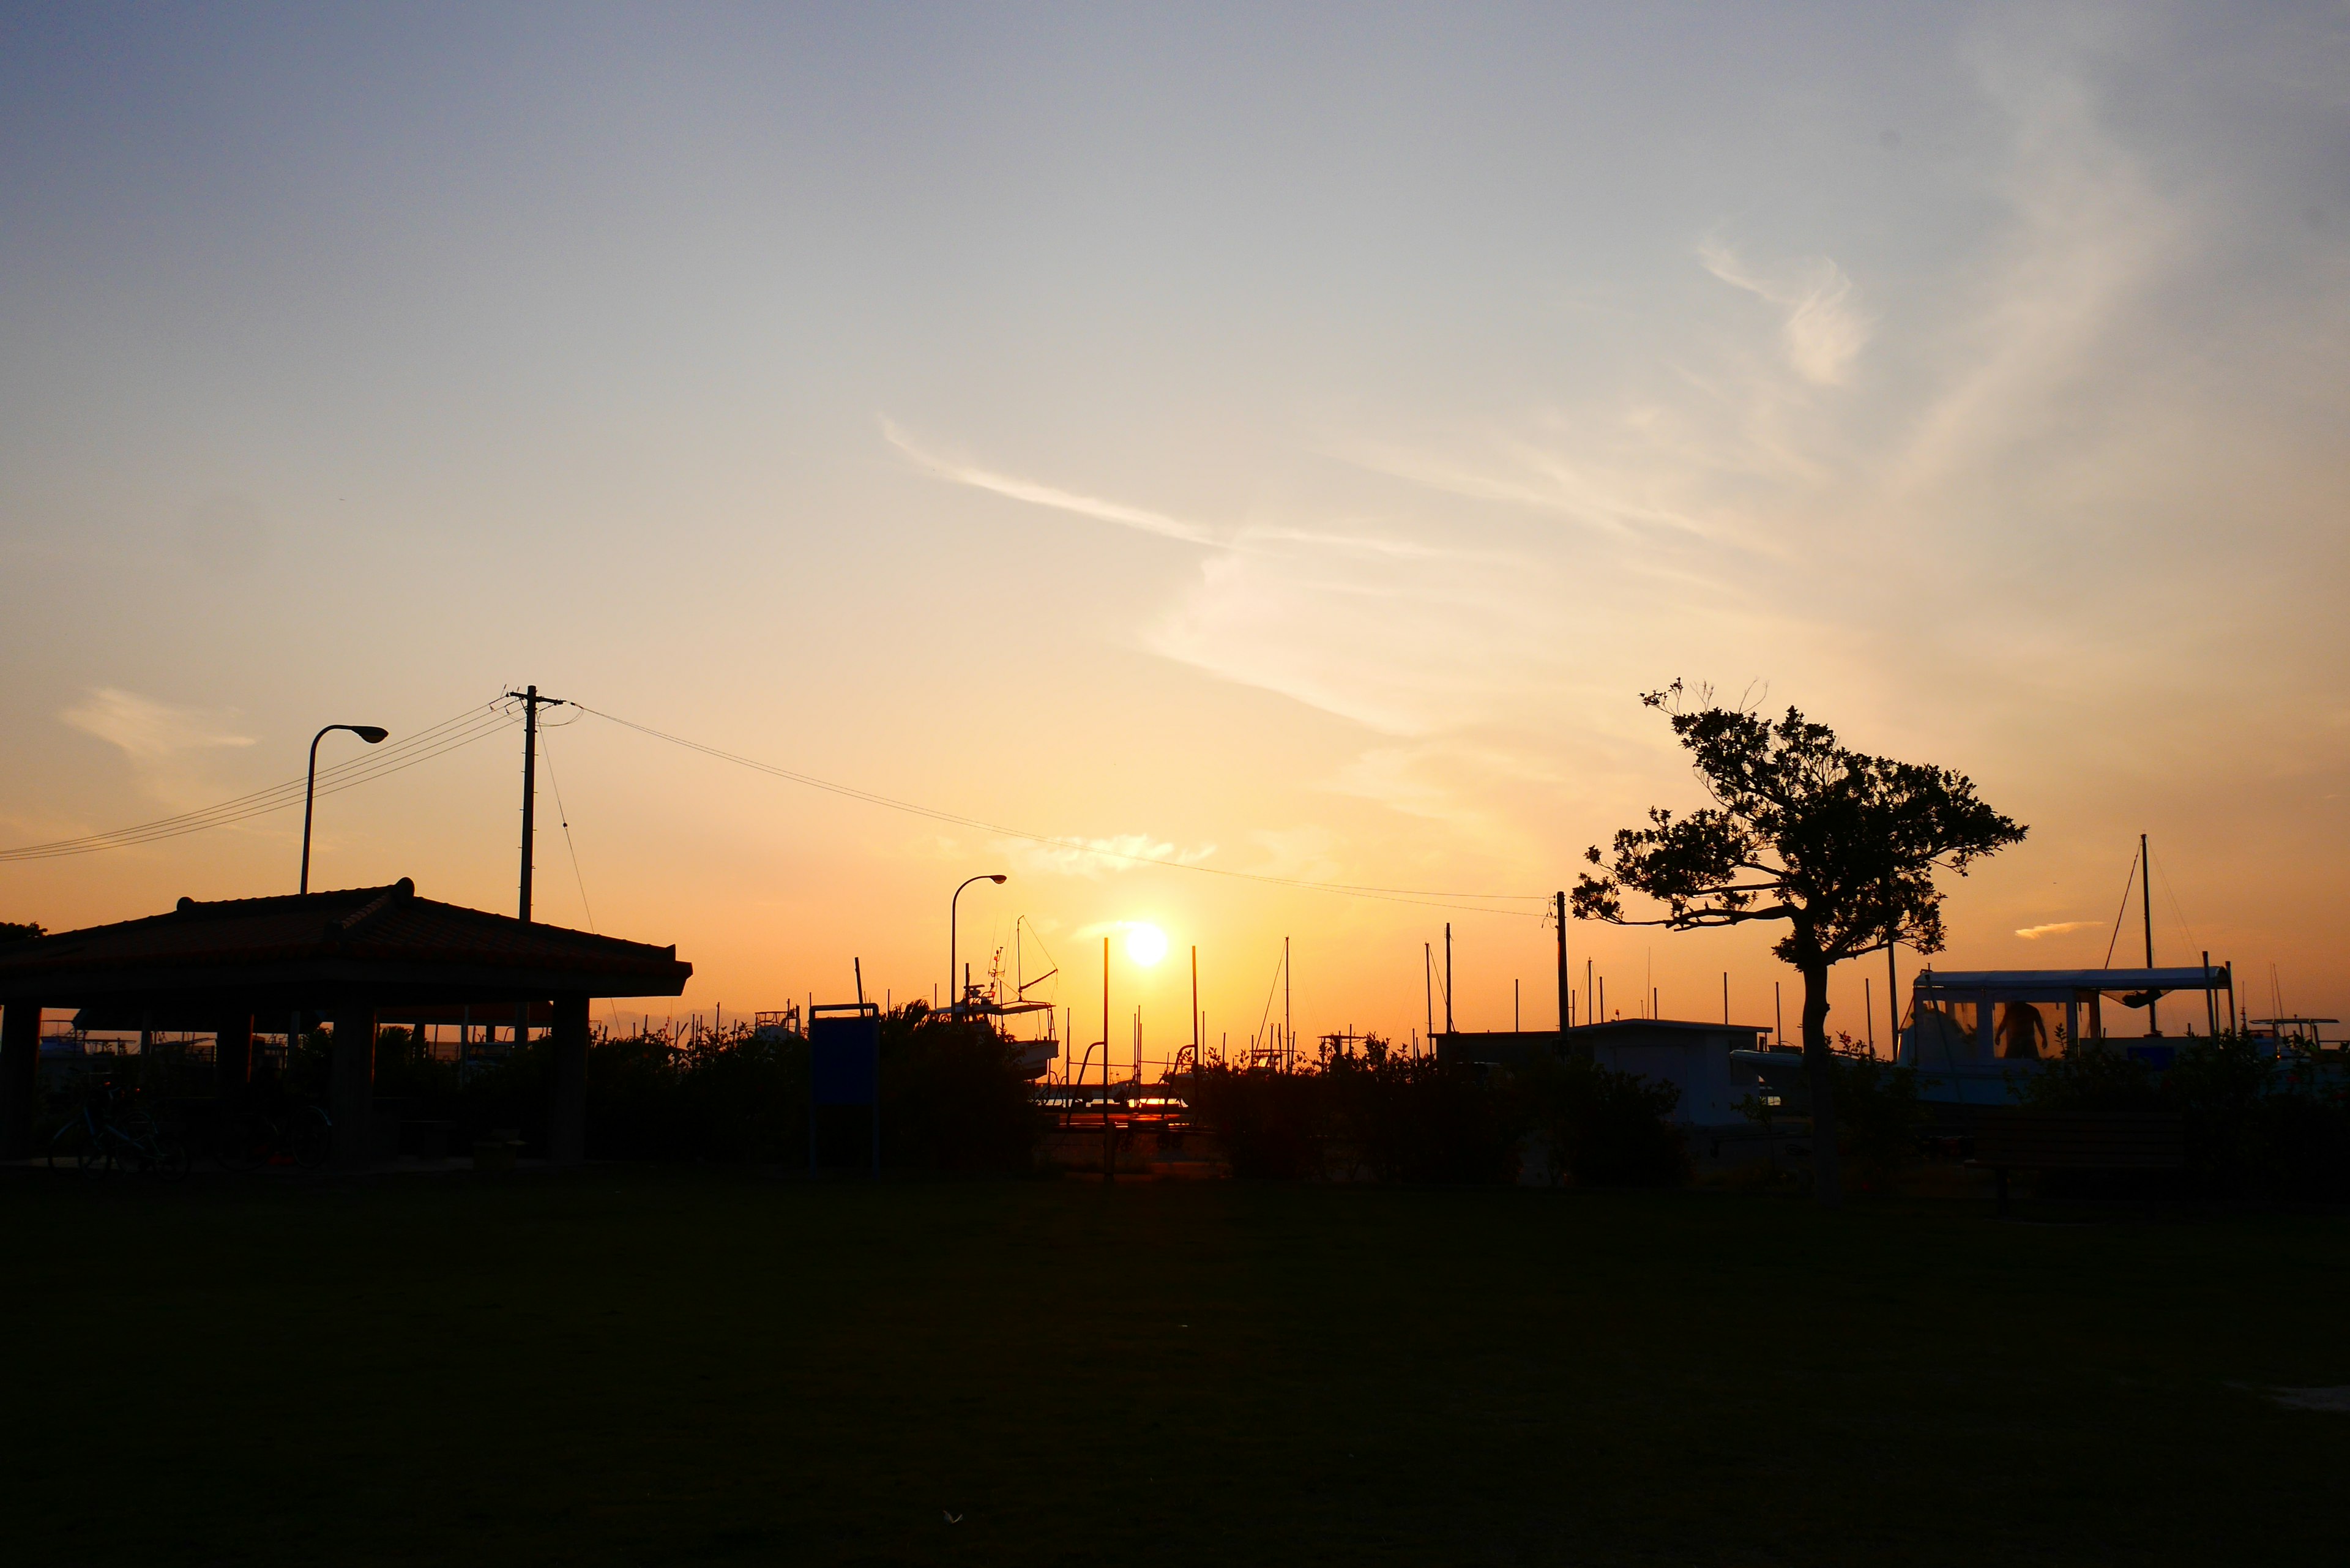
(1124, 922, 1169, 966)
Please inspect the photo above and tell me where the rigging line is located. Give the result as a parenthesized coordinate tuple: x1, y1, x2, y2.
(539, 723, 595, 933)
(0, 701, 516, 859)
(573, 702, 1547, 917)
(2101, 846, 2138, 969)
(0, 703, 521, 862)
(1255, 945, 1286, 1051)
(2147, 845, 2201, 958)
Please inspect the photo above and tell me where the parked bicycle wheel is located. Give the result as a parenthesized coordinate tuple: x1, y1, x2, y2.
(108, 1108, 163, 1177)
(291, 1106, 332, 1169)
(47, 1118, 104, 1177)
(215, 1107, 267, 1172)
(147, 1129, 191, 1182)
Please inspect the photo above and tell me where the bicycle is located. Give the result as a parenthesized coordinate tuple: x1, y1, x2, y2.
(47, 1087, 191, 1181)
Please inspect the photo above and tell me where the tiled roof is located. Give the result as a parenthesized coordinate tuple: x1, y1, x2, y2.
(0, 880, 690, 996)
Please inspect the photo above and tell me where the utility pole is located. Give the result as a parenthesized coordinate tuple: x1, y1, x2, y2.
(504, 685, 566, 923)
(1283, 936, 1292, 1073)
(1887, 936, 1899, 1059)
(2141, 832, 2159, 1034)
(1424, 943, 1434, 1047)
(1884, 872, 1900, 1063)
(1190, 945, 1199, 1075)
(1443, 922, 1453, 1035)
(1102, 935, 1112, 1185)
(1555, 890, 1569, 1036)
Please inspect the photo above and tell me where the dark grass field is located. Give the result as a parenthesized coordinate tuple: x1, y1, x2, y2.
(5, 1169, 2346, 1566)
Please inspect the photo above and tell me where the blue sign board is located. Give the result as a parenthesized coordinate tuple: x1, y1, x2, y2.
(811, 1014, 880, 1105)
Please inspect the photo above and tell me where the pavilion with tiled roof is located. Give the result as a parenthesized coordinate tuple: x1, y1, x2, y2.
(0, 879, 691, 1167)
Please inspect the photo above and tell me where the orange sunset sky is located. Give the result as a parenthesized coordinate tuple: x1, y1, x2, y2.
(4, 6, 2346, 1057)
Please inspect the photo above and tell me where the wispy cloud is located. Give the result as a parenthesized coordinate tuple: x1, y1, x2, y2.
(1007, 833, 1218, 879)
(63, 688, 253, 763)
(1698, 241, 1873, 387)
(2015, 920, 2098, 940)
(882, 419, 1215, 546)
(1892, 26, 2183, 488)
(882, 419, 1538, 737)
(62, 688, 256, 812)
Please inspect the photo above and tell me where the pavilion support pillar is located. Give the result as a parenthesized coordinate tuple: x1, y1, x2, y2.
(215, 1011, 253, 1107)
(330, 999, 376, 1170)
(0, 1001, 40, 1162)
(548, 993, 589, 1167)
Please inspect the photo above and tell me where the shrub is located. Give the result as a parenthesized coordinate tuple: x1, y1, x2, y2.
(1518, 1056, 1689, 1188)
(1821, 1050, 1923, 1188)
(1187, 1050, 1687, 1187)
(1185, 1066, 1325, 1180)
(2022, 1032, 2350, 1201)
(357, 1002, 1042, 1171)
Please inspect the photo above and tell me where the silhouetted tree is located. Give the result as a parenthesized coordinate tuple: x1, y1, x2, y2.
(1571, 684, 2024, 1207)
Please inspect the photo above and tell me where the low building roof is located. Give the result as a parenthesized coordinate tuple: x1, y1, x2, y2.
(1914, 966, 2228, 1000)
(1569, 1018, 1770, 1039)
(0, 880, 690, 1023)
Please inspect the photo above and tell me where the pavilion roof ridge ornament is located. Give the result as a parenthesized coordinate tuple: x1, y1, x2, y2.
(327, 878, 416, 942)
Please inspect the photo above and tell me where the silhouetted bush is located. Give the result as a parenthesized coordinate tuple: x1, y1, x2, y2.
(1822, 1050, 1923, 1188)
(1516, 1055, 1690, 1187)
(877, 1008, 1050, 1173)
(1188, 1047, 1687, 1187)
(2024, 1034, 2350, 1200)
(358, 1003, 1042, 1171)
(1187, 1066, 1324, 1179)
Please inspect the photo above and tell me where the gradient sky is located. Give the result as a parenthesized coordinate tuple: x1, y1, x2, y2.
(4, 4, 2346, 1056)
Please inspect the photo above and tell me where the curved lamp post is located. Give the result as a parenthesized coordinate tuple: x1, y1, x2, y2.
(948, 873, 1007, 1020)
(300, 723, 389, 894)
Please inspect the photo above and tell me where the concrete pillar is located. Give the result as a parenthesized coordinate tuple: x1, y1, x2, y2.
(215, 1012, 253, 1105)
(548, 993, 589, 1166)
(330, 999, 375, 1169)
(0, 1001, 40, 1162)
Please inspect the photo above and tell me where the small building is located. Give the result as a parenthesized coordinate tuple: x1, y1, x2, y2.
(1436, 1018, 1772, 1129)
(0, 879, 691, 1166)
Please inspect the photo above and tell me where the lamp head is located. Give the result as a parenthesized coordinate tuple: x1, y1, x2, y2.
(351, 726, 389, 744)
(990, 874, 1007, 884)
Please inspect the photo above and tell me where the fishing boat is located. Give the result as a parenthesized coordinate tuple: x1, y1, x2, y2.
(1898, 963, 2234, 1104)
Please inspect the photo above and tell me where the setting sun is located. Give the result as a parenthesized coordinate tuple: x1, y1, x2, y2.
(1124, 922, 1168, 966)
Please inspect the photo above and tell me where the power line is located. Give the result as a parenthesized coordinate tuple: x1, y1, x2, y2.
(539, 722, 595, 933)
(0, 699, 521, 862)
(572, 702, 1545, 917)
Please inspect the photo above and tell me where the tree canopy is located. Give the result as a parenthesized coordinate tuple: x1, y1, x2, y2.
(1570, 684, 2024, 973)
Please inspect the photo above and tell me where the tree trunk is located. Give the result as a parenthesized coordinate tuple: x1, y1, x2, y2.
(1799, 961, 1843, 1209)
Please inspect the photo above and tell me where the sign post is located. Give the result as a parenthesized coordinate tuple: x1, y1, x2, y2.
(808, 1002, 882, 1178)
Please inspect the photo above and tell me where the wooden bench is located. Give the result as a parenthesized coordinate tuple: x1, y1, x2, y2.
(1969, 1110, 2184, 1213)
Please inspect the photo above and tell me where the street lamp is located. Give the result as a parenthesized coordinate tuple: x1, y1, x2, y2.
(948, 873, 1007, 1020)
(300, 723, 389, 894)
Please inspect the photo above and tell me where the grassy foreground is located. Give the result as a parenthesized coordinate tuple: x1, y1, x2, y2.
(4, 1171, 2345, 1566)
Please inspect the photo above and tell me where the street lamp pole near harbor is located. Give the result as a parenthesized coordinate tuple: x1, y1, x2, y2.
(299, 723, 389, 894)
(948, 873, 1007, 1020)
